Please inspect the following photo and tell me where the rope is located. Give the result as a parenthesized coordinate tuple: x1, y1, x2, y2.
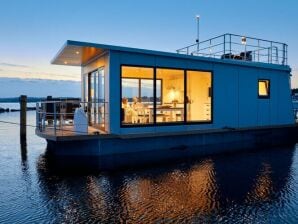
(0, 120, 99, 135)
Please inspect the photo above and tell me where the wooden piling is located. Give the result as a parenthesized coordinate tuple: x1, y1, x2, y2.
(19, 95, 27, 142)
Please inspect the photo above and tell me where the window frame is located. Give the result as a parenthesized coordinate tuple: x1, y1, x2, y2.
(120, 64, 213, 128)
(121, 77, 163, 105)
(186, 70, 213, 123)
(258, 79, 270, 99)
(155, 67, 185, 124)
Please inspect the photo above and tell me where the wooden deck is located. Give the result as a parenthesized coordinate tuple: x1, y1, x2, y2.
(36, 125, 109, 141)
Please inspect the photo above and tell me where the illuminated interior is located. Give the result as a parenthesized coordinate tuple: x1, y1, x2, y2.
(258, 80, 270, 97)
(121, 66, 213, 125)
(156, 68, 184, 123)
(83, 68, 105, 130)
(121, 66, 155, 124)
(187, 71, 212, 121)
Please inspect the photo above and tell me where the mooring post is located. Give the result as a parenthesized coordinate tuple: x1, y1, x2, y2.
(20, 95, 27, 142)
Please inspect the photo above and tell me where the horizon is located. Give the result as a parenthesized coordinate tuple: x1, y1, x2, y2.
(0, 77, 80, 98)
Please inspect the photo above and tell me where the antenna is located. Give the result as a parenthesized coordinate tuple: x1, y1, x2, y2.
(196, 15, 200, 53)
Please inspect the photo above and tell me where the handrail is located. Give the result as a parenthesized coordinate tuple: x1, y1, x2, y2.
(176, 33, 288, 65)
(225, 33, 286, 45)
(36, 101, 108, 136)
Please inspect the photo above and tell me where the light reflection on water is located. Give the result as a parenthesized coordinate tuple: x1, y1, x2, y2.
(0, 111, 298, 223)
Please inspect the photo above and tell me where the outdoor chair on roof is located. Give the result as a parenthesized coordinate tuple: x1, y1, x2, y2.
(221, 53, 234, 59)
(240, 51, 252, 61)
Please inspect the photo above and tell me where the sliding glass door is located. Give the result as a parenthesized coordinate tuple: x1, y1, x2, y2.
(83, 68, 105, 130)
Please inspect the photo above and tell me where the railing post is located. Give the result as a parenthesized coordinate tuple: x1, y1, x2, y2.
(275, 46, 278, 64)
(209, 39, 212, 57)
(244, 39, 247, 61)
(36, 102, 39, 131)
(282, 44, 286, 65)
(223, 34, 226, 56)
(258, 40, 260, 62)
(229, 34, 232, 58)
(42, 103, 46, 131)
(286, 45, 288, 65)
(270, 41, 273, 63)
(54, 102, 57, 135)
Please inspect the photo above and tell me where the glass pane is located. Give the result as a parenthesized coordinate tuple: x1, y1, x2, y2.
(90, 71, 98, 124)
(141, 79, 154, 104)
(122, 78, 139, 103)
(187, 71, 212, 122)
(83, 75, 88, 102)
(98, 69, 105, 103)
(258, 80, 269, 97)
(156, 79, 162, 104)
(98, 69, 105, 127)
(121, 66, 154, 125)
(156, 68, 184, 123)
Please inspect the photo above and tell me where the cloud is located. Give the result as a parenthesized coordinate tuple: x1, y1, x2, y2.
(0, 62, 29, 68)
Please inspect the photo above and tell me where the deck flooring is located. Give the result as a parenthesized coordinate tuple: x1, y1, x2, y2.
(40, 125, 105, 137)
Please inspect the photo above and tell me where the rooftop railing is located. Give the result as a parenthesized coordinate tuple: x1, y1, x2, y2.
(176, 33, 288, 65)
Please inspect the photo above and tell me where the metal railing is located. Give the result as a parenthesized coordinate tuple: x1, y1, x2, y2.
(176, 33, 288, 65)
(36, 100, 108, 136)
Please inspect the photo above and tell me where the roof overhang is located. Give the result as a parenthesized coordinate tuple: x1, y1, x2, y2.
(51, 40, 111, 66)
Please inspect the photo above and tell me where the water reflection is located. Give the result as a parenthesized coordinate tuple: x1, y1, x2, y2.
(37, 145, 295, 223)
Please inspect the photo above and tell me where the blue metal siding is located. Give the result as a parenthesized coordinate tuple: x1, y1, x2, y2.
(213, 65, 238, 128)
(119, 52, 155, 66)
(109, 52, 121, 134)
(108, 50, 293, 135)
(238, 69, 258, 127)
(277, 72, 294, 124)
(269, 71, 279, 125)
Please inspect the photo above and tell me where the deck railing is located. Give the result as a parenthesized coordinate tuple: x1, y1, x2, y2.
(36, 100, 108, 136)
(176, 33, 288, 65)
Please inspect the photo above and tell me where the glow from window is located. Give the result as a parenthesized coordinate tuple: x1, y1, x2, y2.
(258, 80, 270, 97)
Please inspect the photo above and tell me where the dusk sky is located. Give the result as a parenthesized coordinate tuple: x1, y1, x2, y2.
(0, 0, 298, 86)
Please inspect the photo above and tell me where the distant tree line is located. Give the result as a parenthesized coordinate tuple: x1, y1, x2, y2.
(0, 97, 45, 103)
(0, 97, 80, 103)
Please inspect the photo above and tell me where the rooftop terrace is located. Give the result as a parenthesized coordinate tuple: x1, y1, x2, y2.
(176, 33, 288, 66)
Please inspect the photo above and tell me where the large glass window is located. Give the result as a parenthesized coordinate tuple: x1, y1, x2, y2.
(121, 65, 213, 126)
(121, 66, 154, 125)
(187, 71, 212, 122)
(156, 68, 184, 123)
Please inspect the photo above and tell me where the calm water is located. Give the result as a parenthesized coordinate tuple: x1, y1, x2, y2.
(0, 108, 298, 223)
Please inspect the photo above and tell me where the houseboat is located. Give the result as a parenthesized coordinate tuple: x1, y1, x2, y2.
(36, 34, 298, 163)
